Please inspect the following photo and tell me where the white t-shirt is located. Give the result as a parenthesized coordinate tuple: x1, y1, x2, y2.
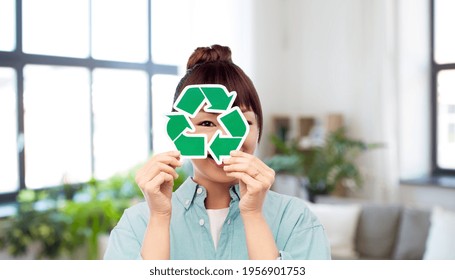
(206, 208, 229, 249)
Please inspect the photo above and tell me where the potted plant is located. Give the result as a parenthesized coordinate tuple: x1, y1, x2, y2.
(0, 163, 190, 259)
(265, 127, 382, 202)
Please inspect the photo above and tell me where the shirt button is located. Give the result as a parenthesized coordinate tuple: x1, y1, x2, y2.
(199, 219, 205, 226)
(227, 219, 231, 225)
(185, 200, 190, 206)
(197, 188, 203, 195)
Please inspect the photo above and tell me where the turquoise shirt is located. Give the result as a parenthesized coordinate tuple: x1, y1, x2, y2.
(104, 178, 331, 260)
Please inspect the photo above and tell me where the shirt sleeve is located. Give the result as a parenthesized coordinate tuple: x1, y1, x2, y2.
(103, 209, 143, 260)
(274, 199, 332, 260)
(279, 224, 332, 260)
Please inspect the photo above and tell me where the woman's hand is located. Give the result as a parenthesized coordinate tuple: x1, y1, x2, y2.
(135, 150, 182, 217)
(223, 150, 275, 216)
(223, 150, 279, 259)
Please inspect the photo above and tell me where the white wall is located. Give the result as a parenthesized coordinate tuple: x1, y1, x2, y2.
(397, 0, 432, 179)
(253, 0, 394, 201)
(251, 0, 455, 206)
(400, 184, 455, 211)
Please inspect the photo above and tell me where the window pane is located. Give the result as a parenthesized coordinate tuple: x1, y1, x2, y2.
(434, 0, 455, 64)
(92, 0, 148, 62)
(24, 66, 91, 188)
(0, 0, 15, 51)
(152, 74, 180, 153)
(437, 70, 455, 169)
(92, 69, 149, 179)
(0, 68, 18, 193)
(23, 0, 89, 58)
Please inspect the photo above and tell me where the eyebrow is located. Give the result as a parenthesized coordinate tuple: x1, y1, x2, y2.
(197, 112, 218, 117)
(198, 109, 253, 115)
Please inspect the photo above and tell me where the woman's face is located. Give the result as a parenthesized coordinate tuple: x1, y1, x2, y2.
(190, 107, 259, 186)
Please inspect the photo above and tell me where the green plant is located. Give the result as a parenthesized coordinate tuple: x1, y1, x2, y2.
(266, 127, 382, 200)
(0, 187, 75, 259)
(0, 208, 70, 258)
(0, 163, 190, 259)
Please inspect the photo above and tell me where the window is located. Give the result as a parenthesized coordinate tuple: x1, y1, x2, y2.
(0, 68, 18, 193)
(0, 0, 15, 51)
(22, 0, 90, 58)
(23, 65, 92, 188)
(432, 0, 455, 173)
(0, 0, 178, 201)
(91, 69, 149, 180)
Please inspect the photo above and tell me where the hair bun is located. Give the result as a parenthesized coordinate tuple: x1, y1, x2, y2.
(187, 44, 232, 70)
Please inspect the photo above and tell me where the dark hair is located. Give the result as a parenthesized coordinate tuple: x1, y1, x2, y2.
(174, 45, 263, 141)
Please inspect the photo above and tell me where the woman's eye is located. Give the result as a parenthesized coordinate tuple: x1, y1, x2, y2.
(199, 121, 215, 127)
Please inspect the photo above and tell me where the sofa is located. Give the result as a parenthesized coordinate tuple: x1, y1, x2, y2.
(351, 204, 429, 260)
(306, 200, 455, 260)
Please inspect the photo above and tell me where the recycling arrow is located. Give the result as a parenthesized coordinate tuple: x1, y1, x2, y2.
(199, 86, 235, 112)
(174, 134, 206, 157)
(167, 114, 193, 141)
(219, 108, 248, 137)
(174, 87, 206, 117)
(166, 84, 250, 164)
(207, 132, 243, 164)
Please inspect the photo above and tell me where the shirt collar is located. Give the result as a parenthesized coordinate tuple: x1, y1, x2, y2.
(175, 178, 240, 210)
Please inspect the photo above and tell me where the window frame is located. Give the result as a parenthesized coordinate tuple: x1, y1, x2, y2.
(0, 0, 178, 203)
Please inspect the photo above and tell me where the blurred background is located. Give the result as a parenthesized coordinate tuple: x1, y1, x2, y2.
(0, 0, 454, 260)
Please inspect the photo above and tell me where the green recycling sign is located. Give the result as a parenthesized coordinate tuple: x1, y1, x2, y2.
(166, 84, 250, 164)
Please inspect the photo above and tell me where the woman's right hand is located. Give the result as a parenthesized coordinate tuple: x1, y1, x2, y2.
(135, 150, 182, 217)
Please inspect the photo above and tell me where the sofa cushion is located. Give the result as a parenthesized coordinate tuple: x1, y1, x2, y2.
(392, 207, 430, 260)
(423, 206, 455, 259)
(355, 204, 401, 259)
(306, 202, 362, 259)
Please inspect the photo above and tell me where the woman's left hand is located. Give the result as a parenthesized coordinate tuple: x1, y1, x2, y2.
(223, 150, 275, 216)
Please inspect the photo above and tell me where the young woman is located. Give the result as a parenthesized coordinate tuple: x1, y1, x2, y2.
(104, 45, 331, 260)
